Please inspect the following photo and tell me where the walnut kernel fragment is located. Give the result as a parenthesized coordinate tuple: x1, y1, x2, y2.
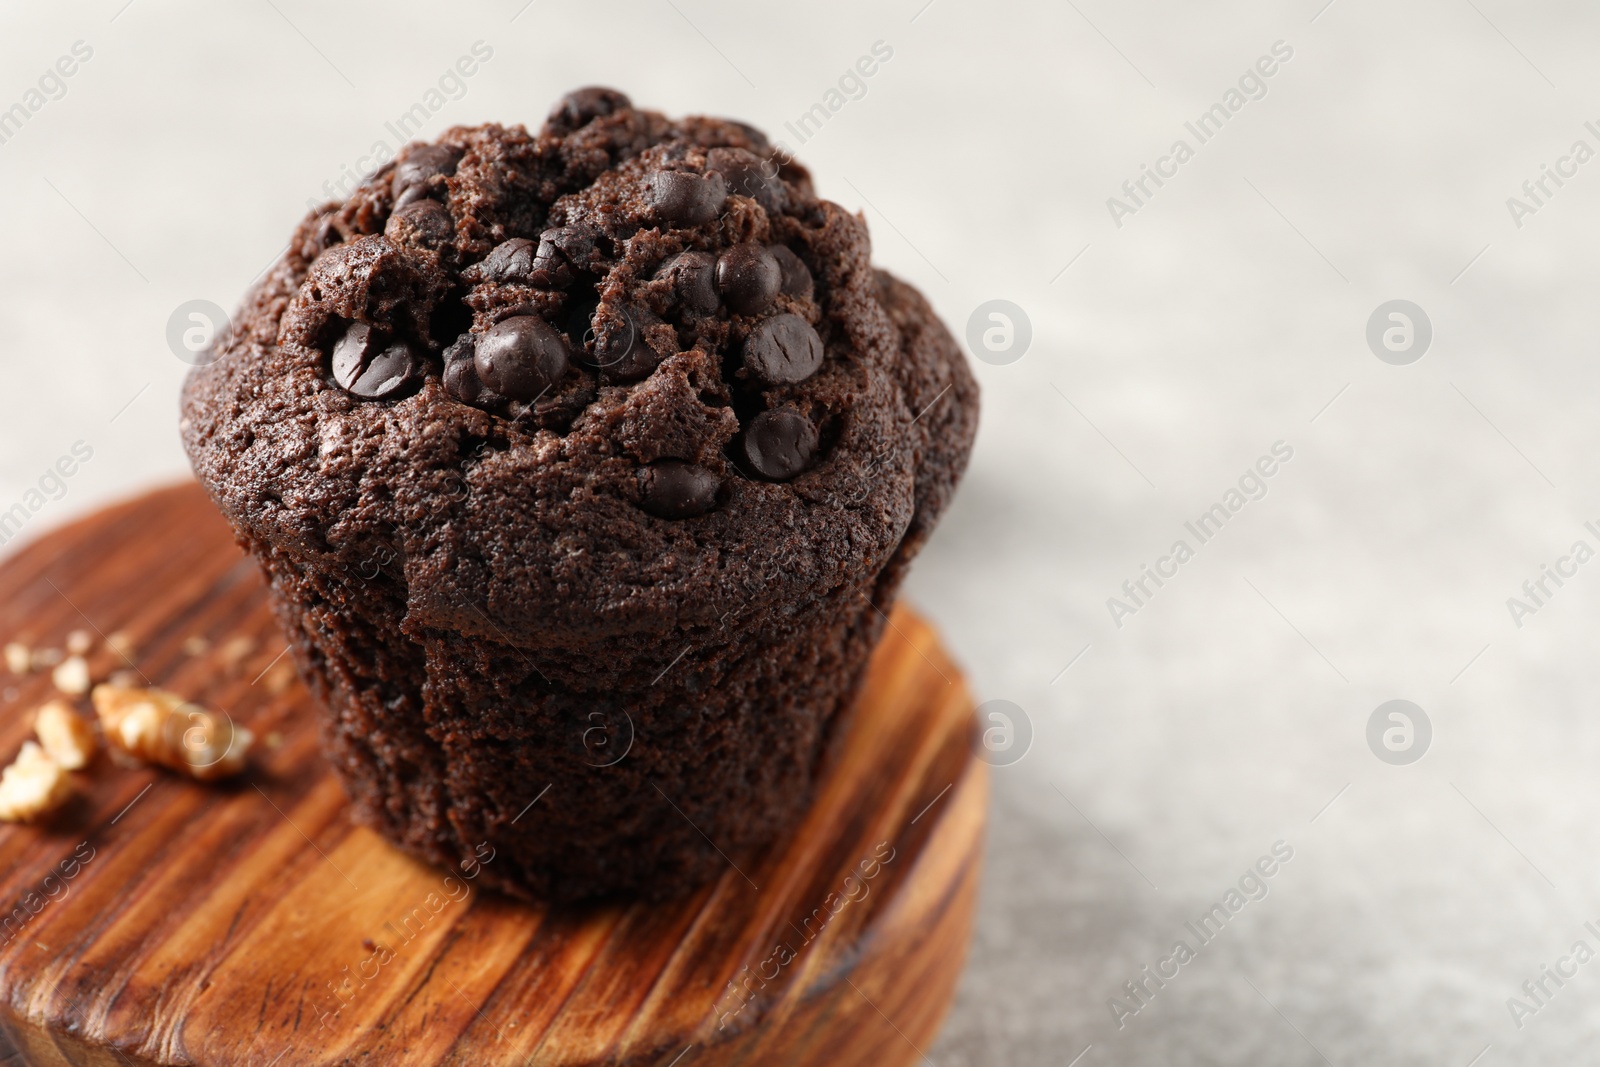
(52, 655, 90, 695)
(4, 642, 30, 675)
(65, 630, 93, 655)
(34, 700, 96, 769)
(91, 683, 253, 782)
(0, 741, 73, 822)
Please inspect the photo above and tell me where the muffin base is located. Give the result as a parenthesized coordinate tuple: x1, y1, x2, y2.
(253, 532, 895, 901)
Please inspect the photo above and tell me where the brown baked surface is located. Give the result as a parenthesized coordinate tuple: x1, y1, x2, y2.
(180, 90, 978, 900)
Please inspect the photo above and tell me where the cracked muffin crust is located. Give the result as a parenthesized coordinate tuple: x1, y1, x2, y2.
(181, 88, 978, 901)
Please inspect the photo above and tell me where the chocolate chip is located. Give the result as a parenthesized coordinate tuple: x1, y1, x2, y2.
(741, 410, 817, 481)
(442, 336, 497, 406)
(352, 347, 425, 400)
(706, 148, 786, 215)
(639, 460, 720, 518)
(769, 245, 814, 301)
(741, 313, 823, 385)
(384, 198, 454, 249)
(656, 251, 719, 314)
(463, 238, 536, 284)
(391, 144, 463, 203)
(646, 171, 727, 226)
(716, 243, 782, 316)
(592, 305, 660, 381)
(332, 321, 380, 386)
(548, 87, 632, 130)
(529, 224, 599, 288)
(331, 322, 425, 401)
(474, 316, 570, 401)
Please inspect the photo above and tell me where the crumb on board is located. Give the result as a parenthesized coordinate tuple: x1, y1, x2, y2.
(106, 631, 137, 662)
(264, 658, 296, 695)
(219, 635, 257, 673)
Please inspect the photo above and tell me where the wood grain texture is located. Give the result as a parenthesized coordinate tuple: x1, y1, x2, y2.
(0, 483, 984, 1067)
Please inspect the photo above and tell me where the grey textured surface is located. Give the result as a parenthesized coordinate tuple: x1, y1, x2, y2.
(3, 1, 1599, 1063)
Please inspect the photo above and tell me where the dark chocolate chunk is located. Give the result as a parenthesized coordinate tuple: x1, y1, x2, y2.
(656, 251, 719, 314)
(529, 224, 600, 288)
(474, 316, 570, 400)
(741, 410, 817, 481)
(646, 171, 727, 226)
(463, 238, 536, 285)
(332, 321, 381, 387)
(331, 322, 424, 401)
(769, 245, 814, 301)
(350, 346, 425, 400)
(548, 87, 632, 130)
(741, 313, 823, 385)
(384, 198, 454, 249)
(391, 144, 463, 203)
(706, 147, 786, 215)
(716, 243, 781, 316)
(442, 336, 490, 405)
(639, 460, 720, 518)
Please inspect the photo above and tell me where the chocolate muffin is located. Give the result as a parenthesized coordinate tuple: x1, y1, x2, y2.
(180, 88, 978, 901)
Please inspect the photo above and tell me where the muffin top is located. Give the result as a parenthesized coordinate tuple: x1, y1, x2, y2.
(181, 88, 977, 644)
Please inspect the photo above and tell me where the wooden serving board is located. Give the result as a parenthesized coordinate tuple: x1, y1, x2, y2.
(0, 483, 984, 1067)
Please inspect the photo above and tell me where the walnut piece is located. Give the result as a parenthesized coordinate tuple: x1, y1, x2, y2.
(52, 655, 90, 695)
(34, 699, 97, 770)
(91, 683, 253, 782)
(0, 741, 73, 822)
(65, 630, 93, 655)
(3, 642, 29, 675)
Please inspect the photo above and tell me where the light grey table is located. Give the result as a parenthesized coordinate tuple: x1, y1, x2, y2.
(3, 2, 1598, 1063)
